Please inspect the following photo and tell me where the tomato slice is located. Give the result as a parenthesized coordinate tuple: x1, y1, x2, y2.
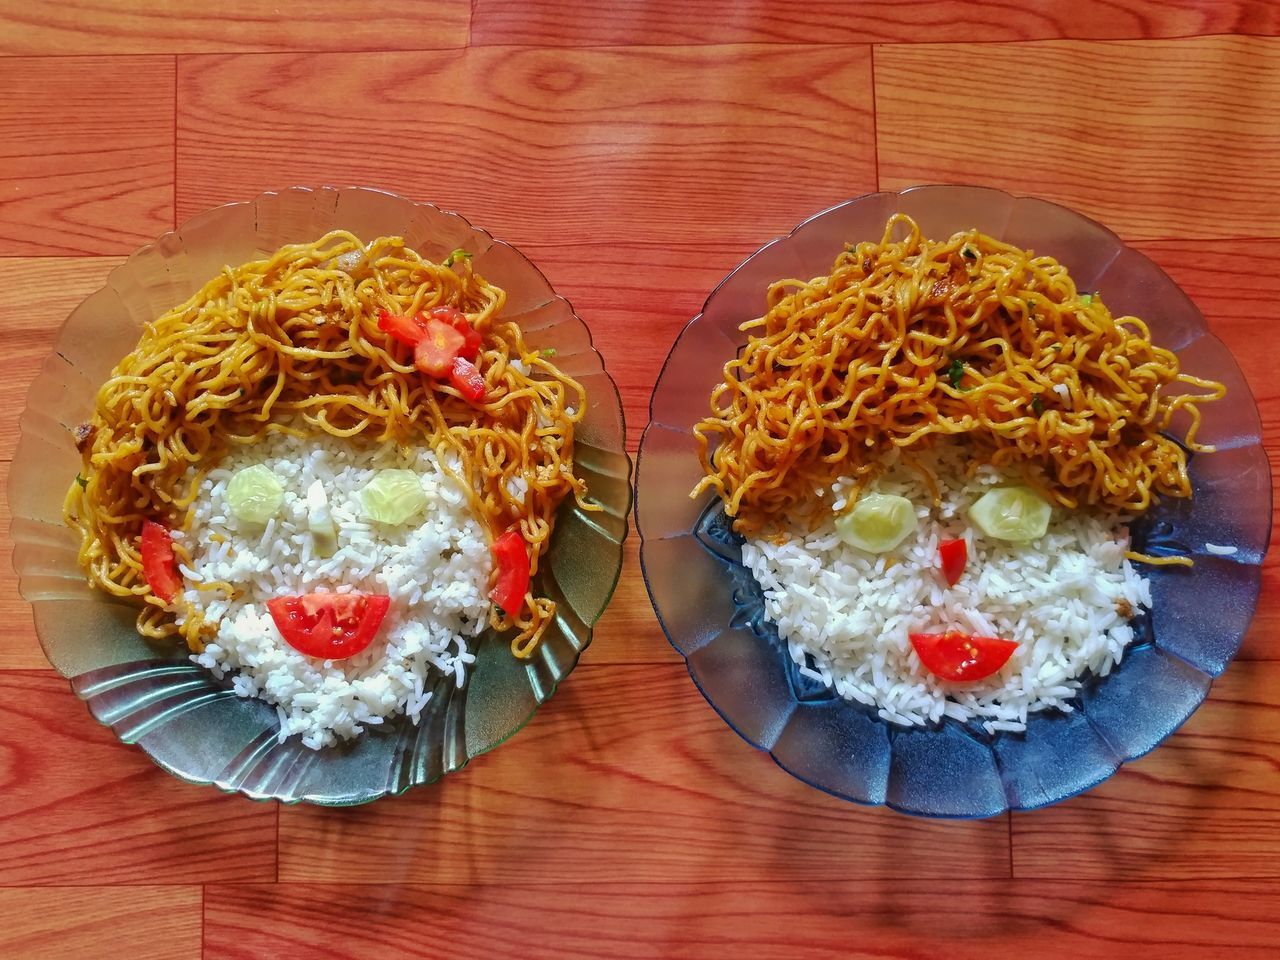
(413, 319, 466, 376)
(426, 306, 482, 361)
(938, 538, 967, 586)
(909, 631, 1018, 682)
(140, 520, 182, 602)
(266, 593, 391, 660)
(449, 356, 487, 402)
(377, 309, 428, 347)
(381, 306, 485, 395)
(490, 530, 529, 617)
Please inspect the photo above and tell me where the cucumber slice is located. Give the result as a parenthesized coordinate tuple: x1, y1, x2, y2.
(226, 464, 284, 525)
(969, 486, 1052, 541)
(361, 469, 428, 526)
(835, 492, 917, 553)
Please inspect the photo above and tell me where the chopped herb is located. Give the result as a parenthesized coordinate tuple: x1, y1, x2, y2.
(1080, 292, 1094, 305)
(75, 473, 87, 489)
(946, 358, 965, 388)
(1031, 396, 1045, 416)
(444, 248, 473, 267)
(1050, 343, 1062, 350)
(540, 347, 557, 358)
(961, 244, 978, 260)
(1026, 299, 1037, 313)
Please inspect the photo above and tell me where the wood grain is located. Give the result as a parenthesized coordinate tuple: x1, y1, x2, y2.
(0, 671, 276, 885)
(1012, 660, 1280, 878)
(0, 0, 469, 55)
(0, 58, 172, 256)
(515, 239, 748, 452)
(0, 886, 201, 960)
(205, 879, 1280, 960)
(277, 662, 1010, 884)
(473, 0, 1280, 46)
(875, 37, 1280, 240)
(174, 46, 876, 248)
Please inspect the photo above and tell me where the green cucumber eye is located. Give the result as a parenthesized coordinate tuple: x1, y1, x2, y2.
(835, 493, 917, 553)
(969, 486, 1052, 541)
(361, 469, 429, 526)
(226, 464, 284, 525)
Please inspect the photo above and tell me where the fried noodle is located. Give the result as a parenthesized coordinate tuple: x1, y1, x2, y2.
(693, 214, 1225, 536)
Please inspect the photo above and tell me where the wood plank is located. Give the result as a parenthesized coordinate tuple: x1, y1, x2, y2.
(0, 671, 276, 885)
(875, 37, 1280, 240)
(515, 239, 747, 453)
(205, 879, 1280, 960)
(278, 662, 1010, 883)
(1012, 660, 1280, 879)
(0, 886, 201, 960)
(0, 1, 469, 56)
(473, 0, 1280, 46)
(0, 58, 173, 256)
(175, 46, 877, 248)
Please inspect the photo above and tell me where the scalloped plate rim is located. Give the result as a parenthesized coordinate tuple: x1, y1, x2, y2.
(636, 184, 1271, 817)
(11, 185, 634, 805)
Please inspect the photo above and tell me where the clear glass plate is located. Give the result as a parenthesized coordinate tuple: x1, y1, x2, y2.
(636, 185, 1270, 818)
(10, 186, 632, 805)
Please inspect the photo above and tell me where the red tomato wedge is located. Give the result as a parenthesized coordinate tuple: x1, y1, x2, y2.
(140, 520, 182, 602)
(266, 593, 391, 660)
(377, 308, 428, 347)
(490, 530, 529, 618)
(378, 307, 484, 388)
(909, 631, 1018, 683)
(414, 319, 467, 376)
(938, 538, 967, 586)
(449, 356, 487, 401)
(425, 306, 481, 361)
(378, 307, 481, 359)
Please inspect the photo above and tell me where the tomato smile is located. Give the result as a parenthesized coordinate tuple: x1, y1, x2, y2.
(266, 592, 392, 660)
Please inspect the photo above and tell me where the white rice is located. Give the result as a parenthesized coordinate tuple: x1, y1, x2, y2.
(174, 431, 490, 750)
(741, 444, 1151, 735)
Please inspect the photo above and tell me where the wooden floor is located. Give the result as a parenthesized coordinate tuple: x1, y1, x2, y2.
(2, 2, 1278, 957)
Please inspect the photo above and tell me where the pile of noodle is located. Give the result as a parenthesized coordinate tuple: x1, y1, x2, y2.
(65, 230, 595, 658)
(693, 214, 1225, 540)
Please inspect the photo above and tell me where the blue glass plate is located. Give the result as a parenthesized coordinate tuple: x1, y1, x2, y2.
(636, 185, 1270, 818)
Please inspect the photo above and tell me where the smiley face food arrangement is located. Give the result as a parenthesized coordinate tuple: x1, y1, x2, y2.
(692, 214, 1226, 734)
(65, 232, 593, 749)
